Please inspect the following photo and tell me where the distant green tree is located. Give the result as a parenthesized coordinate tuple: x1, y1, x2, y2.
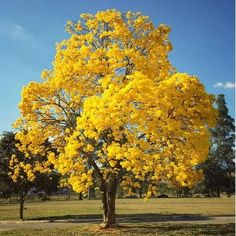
(203, 94, 235, 197)
(0, 131, 18, 198)
(33, 171, 61, 199)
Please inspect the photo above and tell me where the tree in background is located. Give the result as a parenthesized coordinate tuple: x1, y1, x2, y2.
(14, 10, 217, 227)
(202, 94, 235, 197)
(0, 131, 60, 220)
(0, 132, 18, 198)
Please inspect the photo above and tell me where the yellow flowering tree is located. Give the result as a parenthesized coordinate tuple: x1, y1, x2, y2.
(7, 132, 56, 220)
(15, 9, 217, 227)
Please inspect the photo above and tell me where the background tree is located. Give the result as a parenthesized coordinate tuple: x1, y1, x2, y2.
(0, 131, 59, 220)
(33, 171, 61, 200)
(14, 9, 217, 227)
(0, 132, 18, 198)
(202, 94, 235, 197)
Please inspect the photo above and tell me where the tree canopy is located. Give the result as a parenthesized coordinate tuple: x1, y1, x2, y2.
(202, 94, 235, 196)
(14, 9, 217, 227)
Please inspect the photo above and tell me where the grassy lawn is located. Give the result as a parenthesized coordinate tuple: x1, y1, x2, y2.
(0, 198, 234, 235)
(0, 198, 234, 221)
(0, 223, 235, 236)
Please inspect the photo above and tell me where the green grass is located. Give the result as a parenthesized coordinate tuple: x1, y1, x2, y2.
(0, 198, 234, 221)
(0, 223, 234, 236)
(0, 198, 234, 235)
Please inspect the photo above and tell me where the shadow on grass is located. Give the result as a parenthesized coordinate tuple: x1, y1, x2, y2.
(30, 213, 210, 223)
(117, 223, 235, 236)
(24, 217, 235, 236)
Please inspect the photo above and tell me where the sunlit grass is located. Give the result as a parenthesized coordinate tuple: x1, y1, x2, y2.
(0, 198, 234, 221)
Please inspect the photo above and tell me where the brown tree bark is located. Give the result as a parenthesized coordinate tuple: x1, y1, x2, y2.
(100, 177, 118, 228)
(139, 186, 143, 198)
(19, 190, 24, 220)
(88, 158, 118, 228)
(78, 192, 83, 200)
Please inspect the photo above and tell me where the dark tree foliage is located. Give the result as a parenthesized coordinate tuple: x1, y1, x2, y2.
(202, 94, 235, 197)
(0, 131, 19, 198)
(0, 131, 61, 219)
(33, 171, 61, 196)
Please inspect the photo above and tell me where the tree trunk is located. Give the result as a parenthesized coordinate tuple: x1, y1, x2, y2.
(207, 189, 210, 197)
(88, 158, 118, 227)
(176, 188, 179, 198)
(107, 189, 116, 225)
(19, 190, 24, 220)
(88, 187, 91, 200)
(139, 186, 143, 198)
(79, 192, 83, 200)
(100, 178, 118, 228)
(67, 188, 71, 200)
(88, 186, 95, 200)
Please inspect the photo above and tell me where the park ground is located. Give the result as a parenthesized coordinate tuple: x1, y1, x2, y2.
(0, 198, 235, 235)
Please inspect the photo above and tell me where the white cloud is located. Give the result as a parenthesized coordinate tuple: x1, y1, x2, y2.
(214, 82, 224, 88)
(224, 82, 236, 89)
(0, 22, 33, 42)
(214, 81, 235, 89)
(11, 24, 26, 41)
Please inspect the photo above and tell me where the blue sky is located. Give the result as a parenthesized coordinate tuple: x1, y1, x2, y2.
(0, 0, 234, 133)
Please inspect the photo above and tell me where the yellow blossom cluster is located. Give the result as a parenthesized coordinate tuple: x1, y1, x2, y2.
(9, 151, 51, 183)
(14, 9, 217, 196)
